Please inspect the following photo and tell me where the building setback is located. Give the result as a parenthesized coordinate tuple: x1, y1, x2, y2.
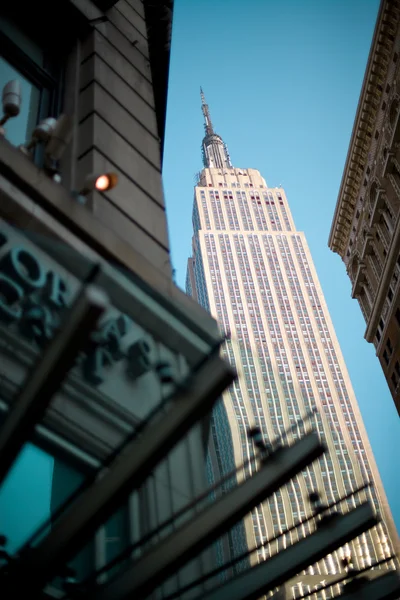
(187, 89, 400, 597)
(329, 0, 400, 416)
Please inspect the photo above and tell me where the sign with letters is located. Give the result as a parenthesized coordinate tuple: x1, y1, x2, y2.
(0, 227, 152, 387)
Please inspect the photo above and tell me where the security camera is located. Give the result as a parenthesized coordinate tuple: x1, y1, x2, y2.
(0, 80, 21, 136)
(79, 172, 118, 196)
(19, 117, 57, 156)
(45, 114, 73, 161)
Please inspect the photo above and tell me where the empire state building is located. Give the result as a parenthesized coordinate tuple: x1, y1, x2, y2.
(186, 90, 399, 597)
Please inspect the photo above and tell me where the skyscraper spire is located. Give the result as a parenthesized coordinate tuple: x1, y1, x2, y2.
(200, 86, 214, 136)
(200, 87, 232, 169)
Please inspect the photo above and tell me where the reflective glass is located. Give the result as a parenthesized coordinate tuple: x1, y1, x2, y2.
(0, 442, 131, 584)
(0, 443, 55, 553)
(0, 444, 94, 580)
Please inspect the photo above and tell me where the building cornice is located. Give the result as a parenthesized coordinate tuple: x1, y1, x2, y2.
(328, 0, 400, 257)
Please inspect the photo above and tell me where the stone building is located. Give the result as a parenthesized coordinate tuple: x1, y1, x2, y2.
(329, 0, 400, 416)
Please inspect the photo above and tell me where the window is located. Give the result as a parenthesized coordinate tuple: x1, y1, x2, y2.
(0, 443, 94, 579)
(0, 442, 131, 583)
(383, 349, 390, 365)
(395, 361, 400, 378)
(0, 9, 63, 153)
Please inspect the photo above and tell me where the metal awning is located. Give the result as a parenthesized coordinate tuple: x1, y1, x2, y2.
(199, 502, 378, 600)
(91, 432, 324, 600)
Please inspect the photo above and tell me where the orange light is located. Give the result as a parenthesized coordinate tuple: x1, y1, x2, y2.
(94, 172, 118, 192)
(95, 174, 111, 191)
(79, 172, 118, 196)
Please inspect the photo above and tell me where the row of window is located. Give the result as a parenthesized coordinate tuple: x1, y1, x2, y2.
(197, 227, 392, 566)
(197, 189, 292, 232)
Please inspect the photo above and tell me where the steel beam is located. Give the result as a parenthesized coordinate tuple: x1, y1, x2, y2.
(92, 432, 324, 600)
(198, 502, 378, 600)
(93, 0, 119, 10)
(4, 350, 235, 595)
(337, 570, 400, 600)
(0, 284, 108, 486)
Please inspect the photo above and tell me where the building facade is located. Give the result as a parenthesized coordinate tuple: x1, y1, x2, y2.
(0, 0, 238, 597)
(187, 91, 400, 597)
(329, 0, 400, 416)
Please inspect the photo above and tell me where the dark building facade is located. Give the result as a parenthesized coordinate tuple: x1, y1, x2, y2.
(0, 0, 235, 596)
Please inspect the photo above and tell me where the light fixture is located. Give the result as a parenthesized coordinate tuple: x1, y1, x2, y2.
(80, 172, 118, 196)
(18, 117, 57, 156)
(72, 172, 118, 204)
(0, 80, 21, 137)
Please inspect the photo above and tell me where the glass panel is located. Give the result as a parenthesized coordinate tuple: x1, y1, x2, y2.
(0, 443, 54, 553)
(0, 442, 133, 586)
(51, 459, 95, 581)
(104, 505, 131, 578)
(0, 59, 41, 146)
(0, 444, 94, 581)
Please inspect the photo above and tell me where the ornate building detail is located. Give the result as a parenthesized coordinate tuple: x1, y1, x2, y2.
(329, 0, 400, 414)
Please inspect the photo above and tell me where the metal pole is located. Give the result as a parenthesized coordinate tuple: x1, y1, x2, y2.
(336, 570, 400, 600)
(157, 483, 373, 600)
(91, 432, 325, 600)
(0, 283, 108, 485)
(198, 502, 378, 600)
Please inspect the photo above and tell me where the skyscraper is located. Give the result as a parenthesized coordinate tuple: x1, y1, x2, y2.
(186, 90, 400, 596)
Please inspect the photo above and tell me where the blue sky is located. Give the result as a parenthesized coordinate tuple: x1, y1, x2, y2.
(163, 0, 400, 533)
